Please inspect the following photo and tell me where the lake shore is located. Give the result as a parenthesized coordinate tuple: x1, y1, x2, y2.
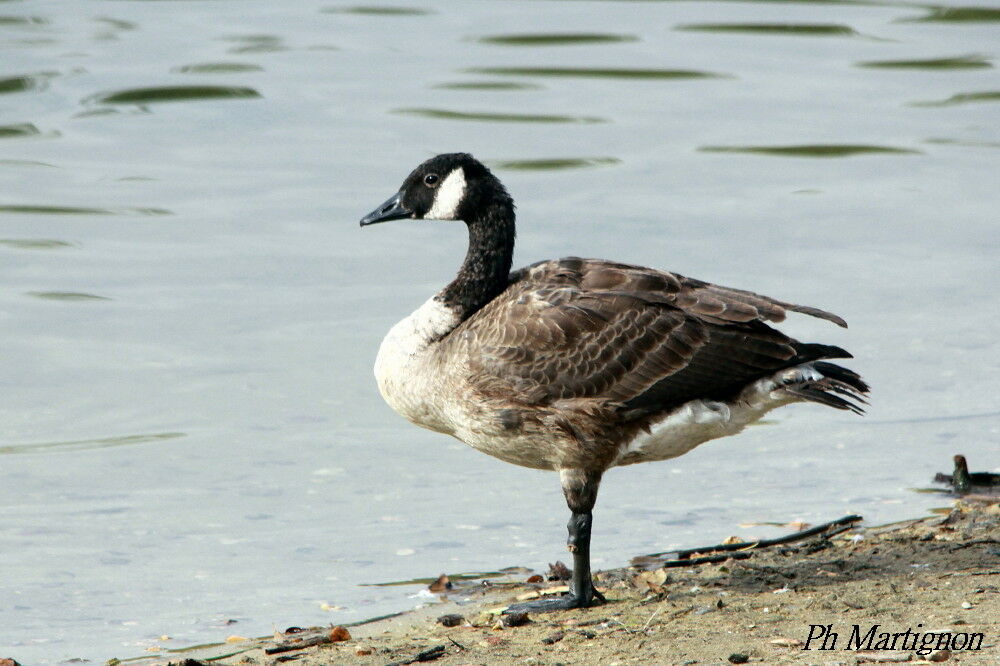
(129, 498, 999, 666)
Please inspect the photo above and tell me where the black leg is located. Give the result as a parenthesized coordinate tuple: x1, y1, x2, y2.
(504, 469, 605, 613)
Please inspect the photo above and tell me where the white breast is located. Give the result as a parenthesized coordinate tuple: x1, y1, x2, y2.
(374, 297, 461, 433)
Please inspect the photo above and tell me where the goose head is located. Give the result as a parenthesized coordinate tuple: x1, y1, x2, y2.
(360, 153, 510, 226)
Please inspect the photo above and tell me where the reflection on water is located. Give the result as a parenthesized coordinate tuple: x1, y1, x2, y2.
(0, 432, 185, 456)
(0, 204, 171, 215)
(26, 291, 111, 301)
(393, 107, 606, 123)
(0, 72, 56, 94)
(925, 137, 1000, 149)
(899, 6, 1000, 22)
(434, 80, 543, 90)
(465, 66, 729, 79)
(911, 90, 1000, 106)
(88, 85, 261, 105)
(699, 144, 921, 157)
(492, 157, 621, 170)
(2, 0, 998, 663)
(174, 62, 265, 74)
(0, 157, 56, 167)
(321, 5, 435, 15)
(476, 32, 638, 45)
(0, 238, 75, 249)
(857, 54, 992, 69)
(222, 34, 287, 54)
(0, 123, 44, 138)
(676, 22, 859, 35)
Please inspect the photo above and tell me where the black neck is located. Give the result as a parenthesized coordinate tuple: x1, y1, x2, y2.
(439, 201, 516, 321)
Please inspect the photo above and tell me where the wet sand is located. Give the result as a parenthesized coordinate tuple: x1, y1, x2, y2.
(124, 498, 999, 666)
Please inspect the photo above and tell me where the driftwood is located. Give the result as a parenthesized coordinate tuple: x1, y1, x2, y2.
(632, 514, 862, 568)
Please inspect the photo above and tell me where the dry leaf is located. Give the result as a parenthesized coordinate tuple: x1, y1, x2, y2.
(355, 648, 373, 656)
(770, 637, 803, 647)
(526, 574, 543, 584)
(721, 536, 745, 545)
(329, 626, 351, 642)
(548, 561, 571, 581)
(225, 635, 248, 643)
(785, 520, 812, 531)
(631, 569, 670, 594)
(516, 590, 541, 601)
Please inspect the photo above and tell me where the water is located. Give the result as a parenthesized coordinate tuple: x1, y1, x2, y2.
(2, 0, 997, 662)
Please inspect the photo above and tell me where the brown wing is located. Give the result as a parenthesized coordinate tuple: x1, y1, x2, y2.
(455, 257, 851, 416)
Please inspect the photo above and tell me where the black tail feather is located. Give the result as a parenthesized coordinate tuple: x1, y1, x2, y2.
(813, 361, 870, 394)
(787, 361, 869, 415)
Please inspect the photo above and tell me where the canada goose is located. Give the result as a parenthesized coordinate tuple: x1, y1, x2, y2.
(360, 153, 869, 612)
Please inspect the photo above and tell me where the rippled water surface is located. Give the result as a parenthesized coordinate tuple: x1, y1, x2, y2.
(2, 0, 998, 662)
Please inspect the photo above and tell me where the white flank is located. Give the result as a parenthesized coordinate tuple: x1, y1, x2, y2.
(614, 363, 821, 467)
(426, 167, 467, 220)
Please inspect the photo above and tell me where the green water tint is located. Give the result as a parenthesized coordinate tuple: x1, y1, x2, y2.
(394, 108, 606, 123)
(222, 34, 287, 54)
(477, 33, 638, 46)
(0, 123, 41, 138)
(676, 23, 857, 35)
(857, 54, 991, 69)
(322, 5, 434, 15)
(0, 432, 185, 456)
(26, 291, 111, 302)
(465, 66, 729, 80)
(175, 62, 264, 74)
(0, 72, 55, 95)
(925, 137, 1000, 149)
(0, 15, 47, 25)
(0, 204, 171, 215)
(0, 158, 55, 167)
(0, 239, 74, 249)
(434, 81, 542, 91)
(90, 85, 261, 104)
(700, 144, 921, 157)
(912, 90, 1000, 106)
(95, 17, 137, 31)
(492, 157, 620, 170)
(899, 6, 1000, 22)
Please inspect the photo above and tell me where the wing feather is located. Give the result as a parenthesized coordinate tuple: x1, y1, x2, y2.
(458, 257, 851, 415)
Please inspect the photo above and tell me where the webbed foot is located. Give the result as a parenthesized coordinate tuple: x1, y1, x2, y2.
(503, 586, 605, 614)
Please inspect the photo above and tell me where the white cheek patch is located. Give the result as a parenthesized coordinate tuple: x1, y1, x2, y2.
(426, 167, 466, 220)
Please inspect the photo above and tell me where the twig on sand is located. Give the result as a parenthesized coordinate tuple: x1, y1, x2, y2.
(385, 644, 446, 666)
(633, 514, 862, 567)
(264, 633, 332, 655)
(638, 608, 662, 633)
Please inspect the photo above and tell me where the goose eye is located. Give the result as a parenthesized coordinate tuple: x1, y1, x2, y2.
(423, 174, 439, 187)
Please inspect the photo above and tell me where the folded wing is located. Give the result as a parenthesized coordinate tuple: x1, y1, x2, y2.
(456, 257, 852, 417)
